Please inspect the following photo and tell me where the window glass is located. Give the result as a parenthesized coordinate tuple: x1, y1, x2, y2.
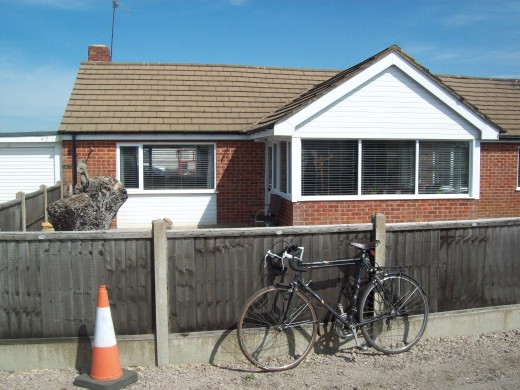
(419, 141, 469, 194)
(119, 144, 214, 191)
(517, 147, 520, 188)
(119, 146, 139, 189)
(302, 140, 358, 195)
(362, 141, 415, 195)
(280, 142, 288, 193)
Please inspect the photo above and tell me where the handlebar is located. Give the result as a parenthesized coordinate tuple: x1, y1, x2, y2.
(265, 245, 307, 272)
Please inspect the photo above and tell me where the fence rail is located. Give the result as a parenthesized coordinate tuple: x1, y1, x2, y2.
(0, 182, 62, 232)
(1, 217, 519, 341)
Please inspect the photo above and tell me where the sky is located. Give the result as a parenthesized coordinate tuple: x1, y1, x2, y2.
(0, 0, 519, 133)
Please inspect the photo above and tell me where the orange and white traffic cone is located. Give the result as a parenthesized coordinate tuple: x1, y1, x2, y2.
(74, 285, 137, 390)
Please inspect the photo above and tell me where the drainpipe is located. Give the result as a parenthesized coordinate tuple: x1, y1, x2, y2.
(72, 134, 78, 186)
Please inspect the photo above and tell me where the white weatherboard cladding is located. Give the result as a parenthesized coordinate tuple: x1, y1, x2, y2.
(0, 146, 59, 203)
(117, 193, 217, 228)
(296, 66, 480, 140)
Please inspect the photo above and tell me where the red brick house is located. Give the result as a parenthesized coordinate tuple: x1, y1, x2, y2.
(59, 45, 520, 228)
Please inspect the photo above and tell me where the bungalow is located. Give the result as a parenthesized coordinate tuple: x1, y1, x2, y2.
(58, 45, 520, 228)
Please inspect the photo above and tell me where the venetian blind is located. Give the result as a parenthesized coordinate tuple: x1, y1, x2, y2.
(302, 140, 358, 196)
(143, 145, 214, 190)
(361, 141, 415, 195)
(119, 146, 139, 189)
(419, 141, 469, 194)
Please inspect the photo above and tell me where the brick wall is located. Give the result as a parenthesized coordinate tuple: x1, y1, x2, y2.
(216, 140, 265, 224)
(60, 140, 519, 227)
(61, 140, 117, 192)
(290, 142, 520, 225)
(478, 143, 520, 218)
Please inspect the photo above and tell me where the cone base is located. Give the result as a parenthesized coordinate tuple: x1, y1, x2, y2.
(73, 368, 138, 390)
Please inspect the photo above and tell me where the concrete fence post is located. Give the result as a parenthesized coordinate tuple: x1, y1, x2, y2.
(16, 191, 26, 232)
(372, 213, 386, 267)
(152, 218, 172, 366)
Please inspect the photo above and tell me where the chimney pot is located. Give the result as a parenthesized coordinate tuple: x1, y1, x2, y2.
(88, 45, 111, 62)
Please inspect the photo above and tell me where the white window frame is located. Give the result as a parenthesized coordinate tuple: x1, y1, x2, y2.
(266, 140, 292, 196)
(292, 138, 480, 201)
(116, 142, 217, 194)
(517, 146, 520, 191)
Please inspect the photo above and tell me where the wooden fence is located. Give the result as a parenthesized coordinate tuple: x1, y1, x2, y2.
(0, 183, 62, 232)
(1, 217, 519, 340)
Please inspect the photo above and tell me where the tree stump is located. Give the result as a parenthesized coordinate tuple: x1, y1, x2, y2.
(47, 177, 128, 231)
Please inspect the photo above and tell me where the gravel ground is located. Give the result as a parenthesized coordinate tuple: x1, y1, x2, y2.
(1, 330, 519, 390)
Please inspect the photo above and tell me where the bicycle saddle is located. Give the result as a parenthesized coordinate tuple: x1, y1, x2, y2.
(350, 240, 379, 250)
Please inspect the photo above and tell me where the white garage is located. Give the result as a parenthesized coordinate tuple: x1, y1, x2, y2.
(0, 132, 61, 203)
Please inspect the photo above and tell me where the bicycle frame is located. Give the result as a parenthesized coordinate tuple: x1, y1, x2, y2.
(281, 254, 405, 329)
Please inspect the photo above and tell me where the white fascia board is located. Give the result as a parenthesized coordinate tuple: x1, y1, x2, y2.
(390, 54, 500, 141)
(273, 57, 394, 136)
(60, 133, 250, 141)
(273, 52, 500, 140)
(250, 128, 275, 140)
(0, 135, 60, 144)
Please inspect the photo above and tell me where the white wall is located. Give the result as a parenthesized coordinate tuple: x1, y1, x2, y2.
(296, 66, 480, 140)
(117, 193, 217, 228)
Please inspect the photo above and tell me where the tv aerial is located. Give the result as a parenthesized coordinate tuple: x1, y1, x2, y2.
(110, 0, 118, 60)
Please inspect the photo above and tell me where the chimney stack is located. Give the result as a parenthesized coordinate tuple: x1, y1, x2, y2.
(88, 45, 111, 62)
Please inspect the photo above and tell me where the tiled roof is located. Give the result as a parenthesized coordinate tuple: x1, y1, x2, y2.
(59, 63, 337, 133)
(437, 76, 520, 137)
(59, 48, 520, 138)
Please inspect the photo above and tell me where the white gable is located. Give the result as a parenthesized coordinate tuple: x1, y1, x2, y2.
(274, 52, 499, 141)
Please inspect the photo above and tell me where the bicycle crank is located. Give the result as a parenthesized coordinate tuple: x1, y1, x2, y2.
(334, 314, 354, 339)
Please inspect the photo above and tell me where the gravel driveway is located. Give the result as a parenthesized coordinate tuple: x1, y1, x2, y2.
(1, 330, 518, 389)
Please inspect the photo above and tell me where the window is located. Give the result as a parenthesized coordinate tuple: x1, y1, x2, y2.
(517, 147, 520, 189)
(301, 140, 470, 197)
(268, 141, 292, 194)
(419, 142, 469, 194)
(302, 140, 357, 195)
(119, 144, 215, 191)
(120, 146, 139, 189)
(362, 141, 415, 195)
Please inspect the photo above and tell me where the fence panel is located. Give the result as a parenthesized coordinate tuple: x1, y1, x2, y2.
(0, 182, 62, 232)
(386, 221, 520, 313)
(166, 226, 373, 333)
(0, 199, 21, 231)
(1, 218, 519, 340)
(25, 190, 45, 232)
(0, 231, 153, 339)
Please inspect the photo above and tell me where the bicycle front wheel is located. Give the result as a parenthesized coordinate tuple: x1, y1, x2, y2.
(237, 286, 318, 371)
(359, 274, 428, 354)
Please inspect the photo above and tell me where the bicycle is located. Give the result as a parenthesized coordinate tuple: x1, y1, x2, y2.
(237, 239, 429, 371)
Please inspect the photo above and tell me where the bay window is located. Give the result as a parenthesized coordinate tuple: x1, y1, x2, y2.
(301, 140, 471, 197)
(118, 144, 215, 191)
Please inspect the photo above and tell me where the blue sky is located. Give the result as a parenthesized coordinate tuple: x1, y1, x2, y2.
(1, 0, 519, 133)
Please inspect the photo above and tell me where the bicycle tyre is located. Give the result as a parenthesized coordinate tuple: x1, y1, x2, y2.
(237, 286, 318, 371)
(359, 273, 428, 354)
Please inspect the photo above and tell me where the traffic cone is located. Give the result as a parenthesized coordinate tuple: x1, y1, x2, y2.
(74, 285, 137, 390)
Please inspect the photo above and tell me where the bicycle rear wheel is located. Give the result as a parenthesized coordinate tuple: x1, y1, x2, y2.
(359, 274, 428, 354)
(237, 286, 318, 371)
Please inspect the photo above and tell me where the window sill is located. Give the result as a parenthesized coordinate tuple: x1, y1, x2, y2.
(297, 194, 475, 202)
(126, 189, 217, 195)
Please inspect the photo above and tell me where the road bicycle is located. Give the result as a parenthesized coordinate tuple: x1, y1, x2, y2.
(237, 239, 429, 371)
